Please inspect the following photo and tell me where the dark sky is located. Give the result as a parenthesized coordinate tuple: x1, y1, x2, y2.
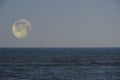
(0, 0, 120, 47)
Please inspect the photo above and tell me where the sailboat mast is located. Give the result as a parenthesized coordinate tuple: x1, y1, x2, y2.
(41, 39, 43, 50)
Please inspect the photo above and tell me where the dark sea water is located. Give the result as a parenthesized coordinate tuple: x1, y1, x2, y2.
(0, 48, 120, 80)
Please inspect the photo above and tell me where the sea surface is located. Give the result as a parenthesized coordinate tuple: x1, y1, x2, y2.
(0, 48, 120, 80)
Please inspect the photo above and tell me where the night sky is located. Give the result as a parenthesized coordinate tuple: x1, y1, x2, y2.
(0, 0, 120, 47)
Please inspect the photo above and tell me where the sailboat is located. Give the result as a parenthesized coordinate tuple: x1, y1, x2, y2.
(41, 39, 43, 50)
(40, 39, 45, 53)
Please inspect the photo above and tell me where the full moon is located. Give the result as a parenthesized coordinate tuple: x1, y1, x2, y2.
(12, 19, 31, 39)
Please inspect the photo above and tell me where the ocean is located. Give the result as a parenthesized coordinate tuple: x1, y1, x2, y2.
(0, 48, 120, 80)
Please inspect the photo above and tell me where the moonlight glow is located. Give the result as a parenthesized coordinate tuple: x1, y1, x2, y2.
(12, 19, 31, 39)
